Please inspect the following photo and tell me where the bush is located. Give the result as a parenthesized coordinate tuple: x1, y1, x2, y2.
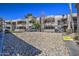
(30, 19, 41, 30)
(74, 33, 79, 40)
(33, 22, 41, 29)
(74, 36, 79, 40)
(66, 29, 72, 34)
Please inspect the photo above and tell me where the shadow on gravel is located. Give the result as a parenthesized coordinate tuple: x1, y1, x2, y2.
(3, 33, 42, 56)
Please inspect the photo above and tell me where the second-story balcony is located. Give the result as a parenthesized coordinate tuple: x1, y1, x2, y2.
(44, 23, 56, 27)
(16, 24, 26, 27)
(28, 23, 33, 26)
(5, 24, 11, 27)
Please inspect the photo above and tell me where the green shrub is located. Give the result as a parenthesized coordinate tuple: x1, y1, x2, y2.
(33, 22, 41, 29)
(74, 36, 79, 40)
(66, 29, 72, 34)
(74, 33, 79, 40)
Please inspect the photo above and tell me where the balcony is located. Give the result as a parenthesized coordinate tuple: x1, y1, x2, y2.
(16, 24, 26, 27)
(44, 23, 56, 26)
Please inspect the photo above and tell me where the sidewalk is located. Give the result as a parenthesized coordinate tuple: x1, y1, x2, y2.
(64, 40, 79, 56)
(63, 33, 79, 56)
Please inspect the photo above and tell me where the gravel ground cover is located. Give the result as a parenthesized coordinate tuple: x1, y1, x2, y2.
(3, 32, 69, 56)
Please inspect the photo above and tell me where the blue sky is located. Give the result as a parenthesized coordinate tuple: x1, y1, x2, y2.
(0, 3, 77, 20)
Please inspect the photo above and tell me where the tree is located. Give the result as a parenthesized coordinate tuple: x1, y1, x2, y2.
(24, 13, 41, 31)
(0, 17, 3, 28)
(24, 13, 32, 18)
(29, 19, 35, 23)
(69, 3, 74, 33)
(33, 22, 41, 29)
(24, 13, 33, 31)
(27, 13, 32, 17)
(29, 19, 41, 29)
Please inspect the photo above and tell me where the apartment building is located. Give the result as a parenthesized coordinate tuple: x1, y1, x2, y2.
(43, 15, 67, 32)
(5, 19, 26, 31)
(43, 13, 77, 32)
(5, 13, 77, 32)
(5, 16, 37, 32)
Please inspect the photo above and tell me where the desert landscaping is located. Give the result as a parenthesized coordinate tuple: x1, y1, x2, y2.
(3, 32, 69, 56)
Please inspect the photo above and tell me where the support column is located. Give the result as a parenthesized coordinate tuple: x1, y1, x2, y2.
(16, 21, 17, 31)
(10, 20, 12, 31)
(40, 17, 44, 32)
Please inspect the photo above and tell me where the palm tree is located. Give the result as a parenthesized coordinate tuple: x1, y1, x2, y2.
(40, 11, 45, 32)
(10, 20, 12, 31)
(24, 13, 33, 31)
(0, 17, 3, 28)
(0, 17, 5, 30)
(69, 3, 74, 33)
(24, 13, 32, 18)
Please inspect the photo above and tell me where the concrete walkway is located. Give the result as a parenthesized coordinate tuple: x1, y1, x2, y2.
(64, 40, 79, 56)
(63, 33, 79, 56)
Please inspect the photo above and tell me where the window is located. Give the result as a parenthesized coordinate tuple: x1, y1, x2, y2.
(17, 26, 25, 29)
(52, 18, 55, 22)
(58, 20, 61, 25)
(6, 27, 10, 29)
(6, 22, 11, 24)
(44, 26, 54, 29)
